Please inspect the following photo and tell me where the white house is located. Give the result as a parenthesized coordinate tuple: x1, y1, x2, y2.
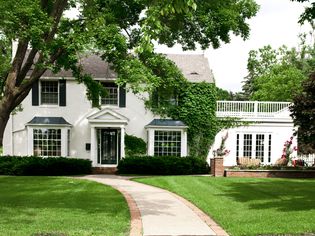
(3, 54, 214, 169)
(209, 101, 297, 166)
(3, 53, 297, 170)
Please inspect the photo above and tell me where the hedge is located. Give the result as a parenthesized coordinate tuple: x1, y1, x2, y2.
(117, 156, 210, 175)
(0, 156, 92, 176)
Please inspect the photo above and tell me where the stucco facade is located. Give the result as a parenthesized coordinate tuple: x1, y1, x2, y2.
(3, 54, 297, 168)
(3, 54, 211, 167)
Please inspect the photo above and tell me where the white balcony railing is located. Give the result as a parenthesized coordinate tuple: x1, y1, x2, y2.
(216, 101, 291, 120)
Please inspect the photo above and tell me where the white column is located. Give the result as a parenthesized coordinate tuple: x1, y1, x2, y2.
(61, 128, 67, 156)
(27, 127, 33, 155)
(181, 129, 188, 157)
(147, 129, 154, 156)
(90, 127, 97, 166)
(120, 126, 125, 159)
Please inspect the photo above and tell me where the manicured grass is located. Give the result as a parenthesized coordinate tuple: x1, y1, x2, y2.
(0, 176, 129, 236)
(135, 176, 315, 236)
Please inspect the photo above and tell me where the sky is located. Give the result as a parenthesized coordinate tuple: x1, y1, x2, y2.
(157, 0, 313, 92)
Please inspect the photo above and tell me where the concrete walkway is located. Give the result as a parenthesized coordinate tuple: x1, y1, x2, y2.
(79, 175, 228, 236)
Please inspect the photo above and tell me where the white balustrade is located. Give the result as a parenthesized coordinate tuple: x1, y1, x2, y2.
(216, 101, 291, 120)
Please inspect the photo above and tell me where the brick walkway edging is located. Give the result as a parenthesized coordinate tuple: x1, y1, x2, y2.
(76, 177, 142, 236)
(115, 187, 143, 236)
(167, 190, 230, 236)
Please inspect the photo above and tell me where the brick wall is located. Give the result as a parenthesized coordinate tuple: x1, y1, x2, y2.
(210, 158, 224, 177)
(92, 167, 117, 174)
(225, 170, 315, 178)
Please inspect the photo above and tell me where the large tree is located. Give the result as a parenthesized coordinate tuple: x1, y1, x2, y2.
(0, 0, 259, 146)
(290, 72, 315, 153)
(242, 32, 315, 101)
(291, 0, 315, 23)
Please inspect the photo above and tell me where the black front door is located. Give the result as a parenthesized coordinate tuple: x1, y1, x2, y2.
(97, 129, 119, 164)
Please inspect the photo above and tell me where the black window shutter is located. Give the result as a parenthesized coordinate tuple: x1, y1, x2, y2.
(119, 85, 126, 107)
(59, 80, 66, 106)
(32, 81, 39, 106)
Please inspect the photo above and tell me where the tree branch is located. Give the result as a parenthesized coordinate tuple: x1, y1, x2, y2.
(16, 48, 38, 86)
(17, 48, 64, 93)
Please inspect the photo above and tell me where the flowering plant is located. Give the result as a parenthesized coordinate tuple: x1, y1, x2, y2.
(213, 132, 230, 157)
(281, 136, 297, 160)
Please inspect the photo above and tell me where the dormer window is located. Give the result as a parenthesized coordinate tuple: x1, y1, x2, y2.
(101, 82, 118, 106)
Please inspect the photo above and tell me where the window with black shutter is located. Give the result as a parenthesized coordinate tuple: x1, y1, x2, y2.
(119, 85, 126, 108)
(32, 80, 67, 107)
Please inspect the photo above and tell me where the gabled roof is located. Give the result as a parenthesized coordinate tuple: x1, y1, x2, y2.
(35, 53, 213, 83)
(87, 108, 129, 124)
(166, 54, 214, 83)
(28, 54, 116, 79)
(26, 117, 72, 126)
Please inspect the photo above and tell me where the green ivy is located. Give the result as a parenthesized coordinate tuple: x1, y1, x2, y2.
(146, 79, 219, 159)
(125, 134, 147, 156)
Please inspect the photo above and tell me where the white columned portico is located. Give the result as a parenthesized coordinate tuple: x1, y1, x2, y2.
(87, 108, 129, 167)
(120, 125, 125, 159)
(90, 126, 97, 166)
(181, 129, 188, 156)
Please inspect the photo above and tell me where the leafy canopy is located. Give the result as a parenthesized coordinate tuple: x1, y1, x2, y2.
(242, 32, 315, 101)
(290, 73, 315, 153)
(0, 0, 259, 104)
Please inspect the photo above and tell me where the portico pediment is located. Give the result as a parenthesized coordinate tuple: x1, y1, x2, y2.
(87, 108, 129, 124)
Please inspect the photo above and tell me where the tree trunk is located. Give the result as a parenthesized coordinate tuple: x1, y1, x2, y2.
(0, 103, 12, 148)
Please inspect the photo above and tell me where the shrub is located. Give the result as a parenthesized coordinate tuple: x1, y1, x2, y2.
(0, 156, 92, 176)
(117, 155, 210, 175)
(125, 134, 147, 156)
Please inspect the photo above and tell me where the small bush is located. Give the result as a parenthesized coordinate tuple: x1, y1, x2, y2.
(0, 156, 92, 176)
(117, 155, 210, 175)
(125, 134, 146, 156)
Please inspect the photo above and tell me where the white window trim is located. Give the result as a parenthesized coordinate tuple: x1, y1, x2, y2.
(100, 82, 120, 107)
(90, 124, 126, 167)
(39, 80, 59, 107)
(27, 126, 71, 157)
(146, 127, 187, 157)
(237, 132, 272, 165)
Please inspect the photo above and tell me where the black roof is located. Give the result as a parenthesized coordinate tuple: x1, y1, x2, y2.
(146, 119, 187, 127)
(27, 117, 72, 126)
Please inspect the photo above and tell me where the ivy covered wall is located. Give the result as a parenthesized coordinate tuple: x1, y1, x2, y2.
(146, 80, 219, 159)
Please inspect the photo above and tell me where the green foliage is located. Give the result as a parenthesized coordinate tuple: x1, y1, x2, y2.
(0, 0, 259, 146)
(215, 87, 247, 101)
(117, 156, 210, 175)
(291, 0, 315, 23)
(125, 134, 147, 156)
(0, 36, 10, 97)
(147, 80, 218, 159)
(176, 83, 218, 157)
(251, 64, 306, 101)
(290, 72, 315, 153)
(0, 156, 92, 175)
(243, 32, 315, 101)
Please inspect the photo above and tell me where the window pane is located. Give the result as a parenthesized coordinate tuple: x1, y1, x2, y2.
(154, 130, 181, 156)
(256, 134, 265, 162)
(41, 81, 58, 105)
(101, 82, 118, 105)
(243, 134, 252, 158)
(33, 128, 61, 156)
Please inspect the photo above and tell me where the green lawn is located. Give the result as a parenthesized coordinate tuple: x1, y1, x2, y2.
(0, 176, 129, 236)
(135, 176, 315, 236)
